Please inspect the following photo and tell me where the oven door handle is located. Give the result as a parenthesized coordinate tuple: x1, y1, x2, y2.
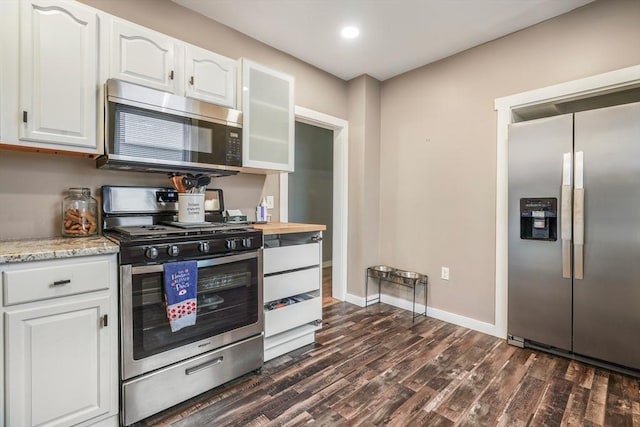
(185, 356, 224, 375)
(130, 250, 261, 274)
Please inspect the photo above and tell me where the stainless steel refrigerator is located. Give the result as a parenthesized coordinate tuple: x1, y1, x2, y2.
(507, 101, 640, 372)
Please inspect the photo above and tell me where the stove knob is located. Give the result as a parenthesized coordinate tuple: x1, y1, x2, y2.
(199, 242, 210, 253)
(226, 239, 237, 250)
(167, 245, 180, 257)
(242, 238, 252, 248)
(145, 247, 158, 260)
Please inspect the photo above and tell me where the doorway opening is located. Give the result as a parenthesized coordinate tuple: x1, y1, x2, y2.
(288, 122, 338, 307)
(279, 106, 348, 303)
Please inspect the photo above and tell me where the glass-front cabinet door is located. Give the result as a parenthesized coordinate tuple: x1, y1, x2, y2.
(240, 59, 295, 172)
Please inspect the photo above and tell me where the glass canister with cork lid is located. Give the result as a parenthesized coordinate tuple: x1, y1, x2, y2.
(62, 188, 98, 237)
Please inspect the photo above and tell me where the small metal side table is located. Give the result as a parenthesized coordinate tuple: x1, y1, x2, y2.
(365, 265, 428, 322)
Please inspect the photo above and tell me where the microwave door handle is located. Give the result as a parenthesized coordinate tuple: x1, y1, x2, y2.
(561, 152, 573, 279)
(574, 151, 585, 280)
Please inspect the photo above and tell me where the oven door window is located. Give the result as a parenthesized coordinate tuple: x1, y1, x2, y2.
(130, 258, 258, 359)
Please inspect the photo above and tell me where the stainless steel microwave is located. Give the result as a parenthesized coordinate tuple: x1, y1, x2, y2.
(97, 79, 243, 176)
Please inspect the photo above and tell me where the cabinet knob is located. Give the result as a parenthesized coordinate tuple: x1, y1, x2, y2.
(189, 76, 194, 85)
(169, 70, 174, 80)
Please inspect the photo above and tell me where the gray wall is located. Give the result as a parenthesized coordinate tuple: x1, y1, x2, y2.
(288, 122, 333, 263)
(378, 0, 640, 323)
(347, 75, 382, 297)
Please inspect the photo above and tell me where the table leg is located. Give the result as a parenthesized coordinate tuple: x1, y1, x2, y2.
(424, 281, 428, 317)
(365, 270, 369, 308)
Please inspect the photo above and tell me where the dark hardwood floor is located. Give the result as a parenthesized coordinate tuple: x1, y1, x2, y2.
(139, 301, 640, 426)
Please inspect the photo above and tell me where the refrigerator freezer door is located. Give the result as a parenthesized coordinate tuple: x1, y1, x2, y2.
(573, 101, 640, 370)
(508, 114, 573, 351)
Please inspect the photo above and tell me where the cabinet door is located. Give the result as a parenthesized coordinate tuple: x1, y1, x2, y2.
(110, 18, 178, 93)
(185, 44, 236, 108)
(5, 294, 112, 427)
(19, 0, 99, 148)
(241, 59, 295, 172)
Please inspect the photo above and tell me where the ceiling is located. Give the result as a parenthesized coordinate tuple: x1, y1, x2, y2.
(173, 0, 594, 81)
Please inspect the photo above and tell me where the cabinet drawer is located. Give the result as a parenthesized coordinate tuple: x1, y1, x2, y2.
(3, 259, 111, 305)
(264, 243, 319, 274)
(264, 267, 320, 302)
(264, 296, 321, 338)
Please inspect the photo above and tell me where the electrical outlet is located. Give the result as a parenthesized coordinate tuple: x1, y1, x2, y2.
(265, 195, 274, 209)
(441, 266, 450, 281)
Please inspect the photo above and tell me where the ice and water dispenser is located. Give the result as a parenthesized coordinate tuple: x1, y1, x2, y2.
(520, 198, 557, 241)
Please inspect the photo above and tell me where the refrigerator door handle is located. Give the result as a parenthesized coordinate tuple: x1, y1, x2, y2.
(574, 151, 585, 280)
(561, 152, 573, 278)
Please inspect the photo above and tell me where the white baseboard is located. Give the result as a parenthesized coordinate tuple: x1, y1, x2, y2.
(345, 293, 366, 307)
(345, 292, 501, 338)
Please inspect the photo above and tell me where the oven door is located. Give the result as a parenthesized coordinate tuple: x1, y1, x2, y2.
(120, 250, 263, 380)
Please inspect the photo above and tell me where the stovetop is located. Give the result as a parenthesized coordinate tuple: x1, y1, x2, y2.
(101, 185, 263, 264)
(113, 222, 253, 237)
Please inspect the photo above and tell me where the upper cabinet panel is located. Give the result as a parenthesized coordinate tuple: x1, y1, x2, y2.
(110, 18, 178, 94)
(240, 59, 295, 172)
(19, 0, 99, 149)
(185, 44, 236, 108)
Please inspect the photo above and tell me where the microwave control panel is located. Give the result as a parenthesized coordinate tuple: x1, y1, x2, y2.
(226, 129, 242, 166)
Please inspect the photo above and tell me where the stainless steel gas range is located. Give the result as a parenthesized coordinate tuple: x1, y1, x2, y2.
(102, 186, 263, 426)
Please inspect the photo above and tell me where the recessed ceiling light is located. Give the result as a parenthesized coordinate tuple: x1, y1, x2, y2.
(341, 26, 360, 39)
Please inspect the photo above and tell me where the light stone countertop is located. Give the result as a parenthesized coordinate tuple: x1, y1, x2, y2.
(253, 222, 326, 235)
(0, 236, 119, 264)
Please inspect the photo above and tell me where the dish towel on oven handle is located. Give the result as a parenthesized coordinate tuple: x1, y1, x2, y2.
(164, 260, 198, 332)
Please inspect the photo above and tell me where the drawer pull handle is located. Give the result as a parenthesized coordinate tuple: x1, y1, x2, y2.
(102, 314, 108, 327)
(185, 356, 223, 375)
(52, 279, 71, 286)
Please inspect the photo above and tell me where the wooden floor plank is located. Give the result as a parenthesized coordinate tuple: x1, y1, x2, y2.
(560, 384, 591, 426)
(530, 377, 574, 425)
(498, 375, 547, 425)
(584, 369, 610, 425)
(137, 302, 640, 426)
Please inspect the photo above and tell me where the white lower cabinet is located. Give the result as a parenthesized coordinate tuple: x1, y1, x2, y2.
(263, 232, 322, 361)
(1, 254, 118, 427)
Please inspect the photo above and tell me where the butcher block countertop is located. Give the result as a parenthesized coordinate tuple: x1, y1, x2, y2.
(253, 222, 326, 235)
(0, 236, 119, 264)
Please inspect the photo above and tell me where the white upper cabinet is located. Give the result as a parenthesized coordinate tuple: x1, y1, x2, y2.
(185, 44, 236, 108)
(240, 59, 295, 172)
(110, 18, 178, 94)
(110, 18, 236, 108)
(19, 0, 101, 150)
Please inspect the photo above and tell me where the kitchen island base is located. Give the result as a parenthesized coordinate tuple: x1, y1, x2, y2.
(257, 224, 325, 362)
